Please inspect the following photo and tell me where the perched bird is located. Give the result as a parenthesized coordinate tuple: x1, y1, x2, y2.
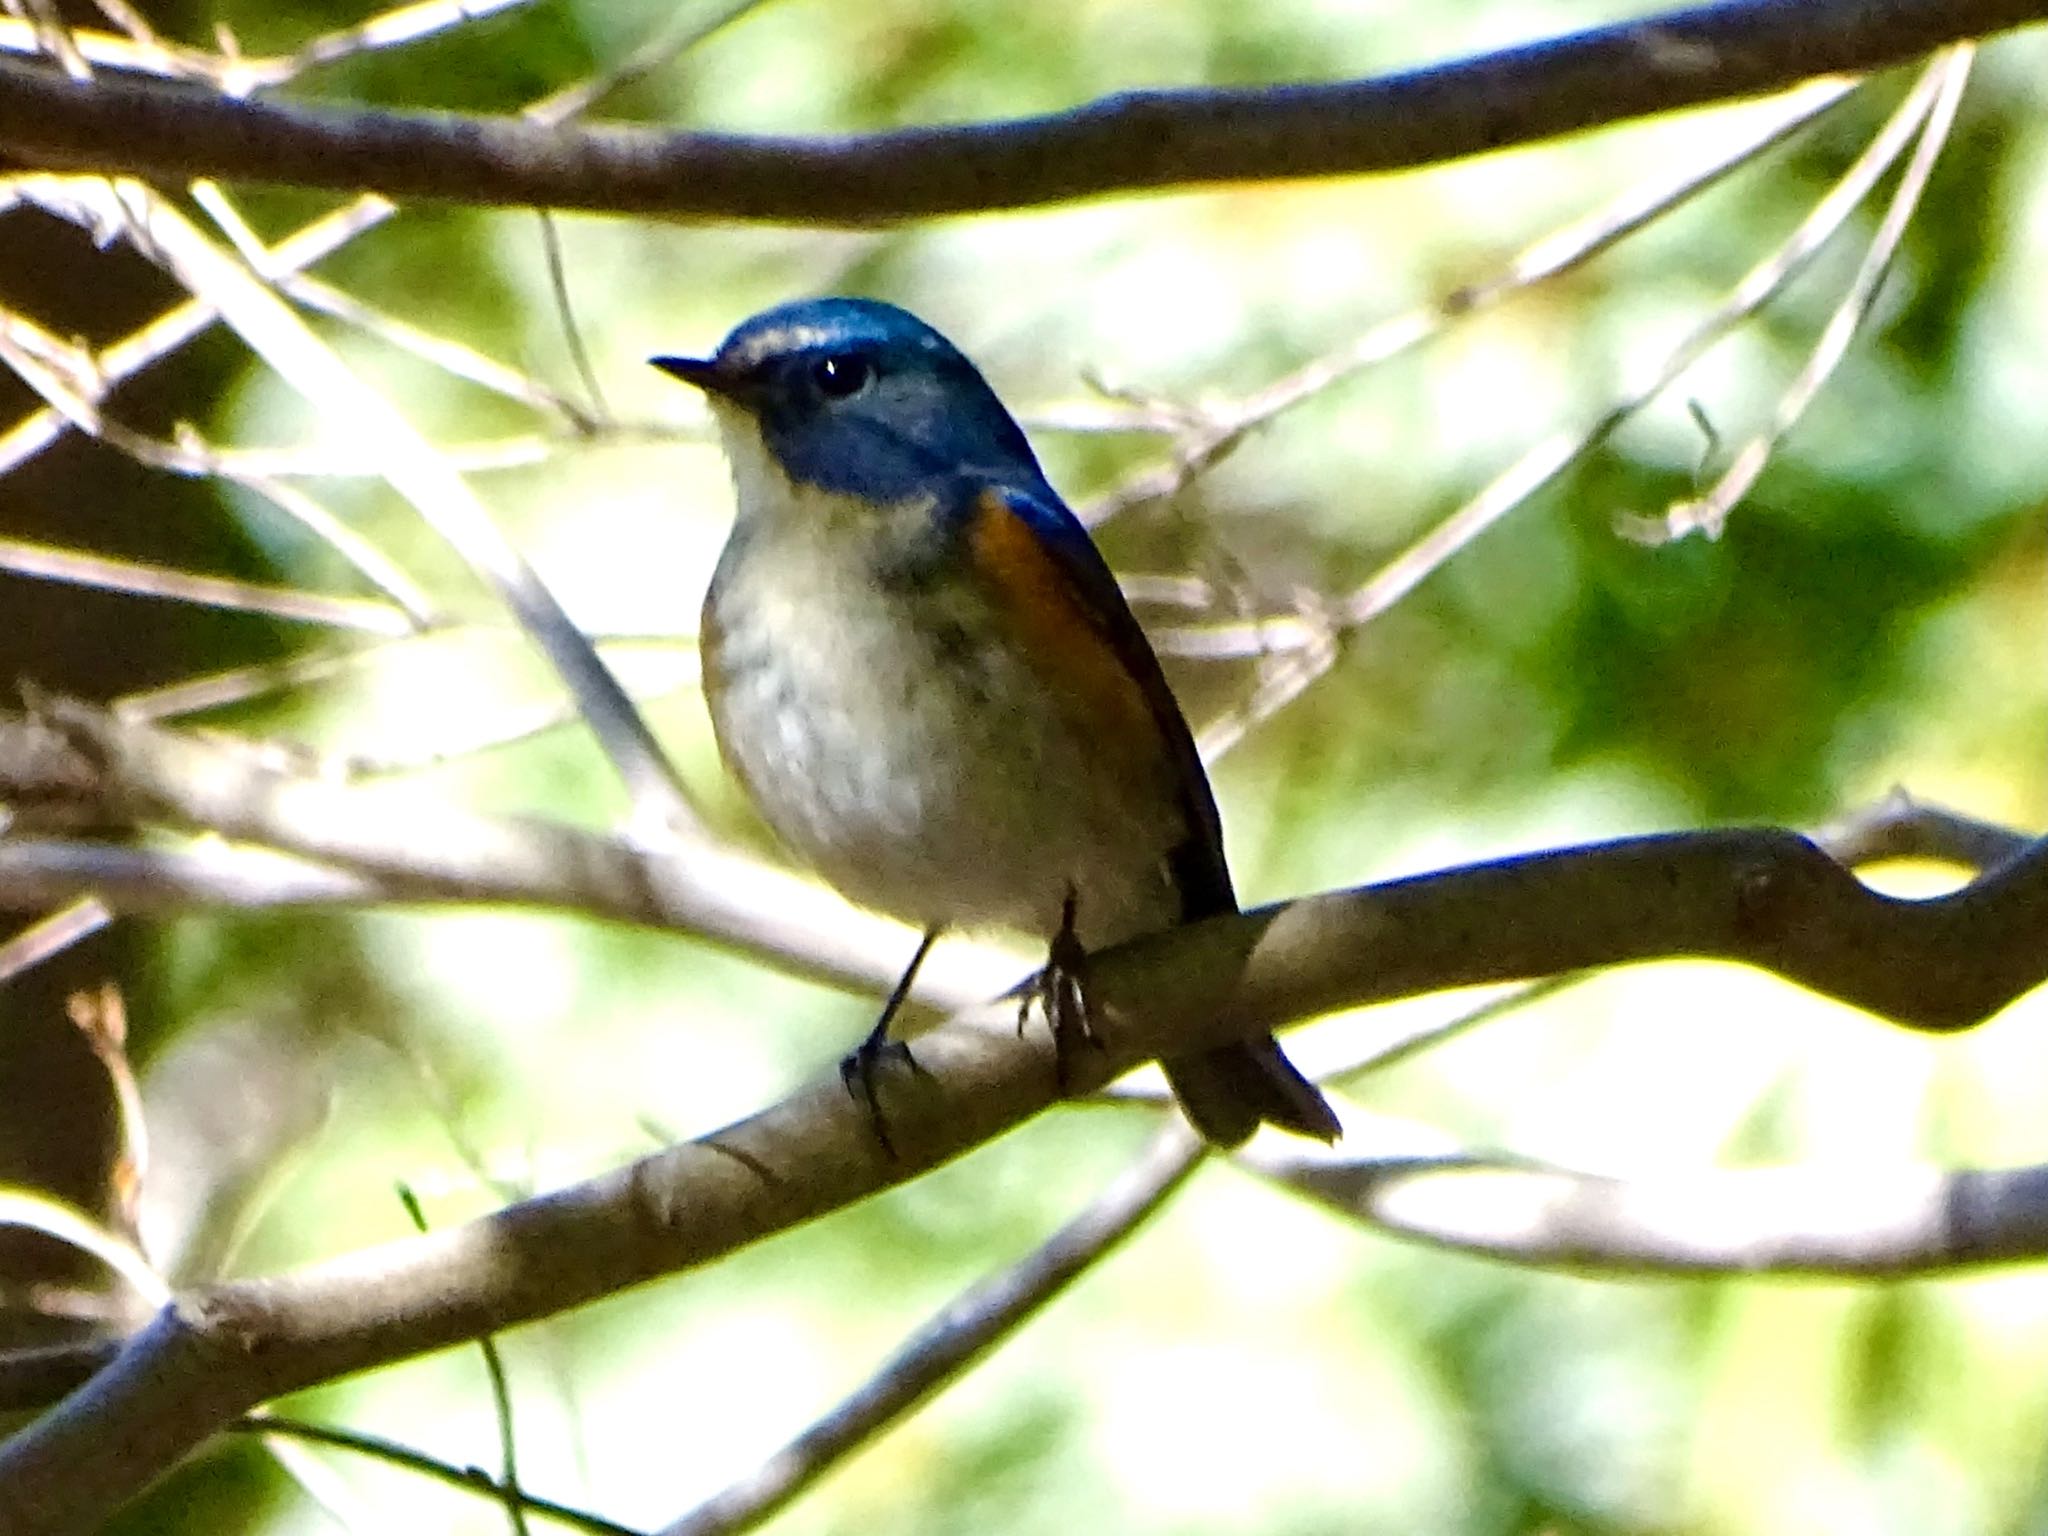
(654, 298, 1339, 1147)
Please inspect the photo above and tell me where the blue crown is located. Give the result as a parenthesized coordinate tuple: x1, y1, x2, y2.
(660, 298, 1051, 502)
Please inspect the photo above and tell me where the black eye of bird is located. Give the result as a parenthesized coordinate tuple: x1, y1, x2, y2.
(810, 353, 876, 399)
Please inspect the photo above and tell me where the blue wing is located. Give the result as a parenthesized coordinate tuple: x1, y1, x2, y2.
(955, 479, 1341, 1145)
(956, 481, 1236, 920)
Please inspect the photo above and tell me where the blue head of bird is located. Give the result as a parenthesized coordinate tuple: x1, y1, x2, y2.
(653, 298, 1053, 513)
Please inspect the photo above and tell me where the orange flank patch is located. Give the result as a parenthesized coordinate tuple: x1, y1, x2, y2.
(966, 490, 1161, 751)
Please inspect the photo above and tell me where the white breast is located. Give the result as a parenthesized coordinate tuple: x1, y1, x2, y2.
(700, 450, 1184, 948)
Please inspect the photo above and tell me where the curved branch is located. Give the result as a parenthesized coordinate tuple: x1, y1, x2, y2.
(8, 702, 2048, 1036)
(2, 796, 2047, 1525)
(1250, 1126, 2048, 1276)
(1180, 826, 2048, 1039)
(227, 1415, 639, 1536)
(0, 0, 2041, 222)
(0, 1007, 1081, 1534)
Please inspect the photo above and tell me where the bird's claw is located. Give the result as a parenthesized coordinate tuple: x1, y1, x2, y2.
(1018, 889, 1102, 1093)
(840, 1019, 926, 1160)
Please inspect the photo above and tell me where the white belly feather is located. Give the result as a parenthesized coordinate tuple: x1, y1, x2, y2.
(702, 485, 1183, 949)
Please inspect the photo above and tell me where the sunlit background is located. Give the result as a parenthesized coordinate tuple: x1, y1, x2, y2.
(4, 1, 2048, 1532)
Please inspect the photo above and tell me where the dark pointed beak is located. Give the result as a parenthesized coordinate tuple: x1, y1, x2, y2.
(650, 354, 741, 400)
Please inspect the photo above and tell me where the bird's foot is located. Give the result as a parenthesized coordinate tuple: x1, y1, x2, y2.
(842, 927, 941, 1159)
(1016, 889, 1103, 1093)
(839, 1015, 928, 1160)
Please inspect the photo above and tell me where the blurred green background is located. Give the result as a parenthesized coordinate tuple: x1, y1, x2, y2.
(4, 1, 2048, 1533)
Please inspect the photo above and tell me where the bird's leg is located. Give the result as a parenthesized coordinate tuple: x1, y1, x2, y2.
(1020, 887, 1102, 1092)
(840, 925, 940, 1158)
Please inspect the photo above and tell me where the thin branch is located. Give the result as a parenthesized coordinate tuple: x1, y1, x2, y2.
(1810, 787, 2030, 871)
(1194, 47, 1958, 754)
(0, 193, 399, 480)
(524, 0, 785, 128)
(185, 180, 589, 423)
(14, 174, 705, 844)
(0, 15, 221, 82)
(0, 838, 389, 911)
(0, 1189, 164, 1306)
(0, 901, 111, 986)
(109, 644, 373, 721)
(268, 0, 545, 90)
(0, 0, 542, 92)
(0, 533, 416, 634)
(1646, 43, 1973, 538)
(0, 0, 2038, 221)
(658, 1124, 1204, 1536)
(1086, 73, 1855, 531)
(0, 0, 757, 485)
(20, 423, 687, 480)
(204, 470, 444, 625)
(1247, 1124, 2048, 1277)
(397, 1186, 532, 1536)
(231, 1415, 641, 1536)
(0, 9, 780, 845)
(535, 214, 605, 426)
(0, 289, 442, 623)
(10, 0, 88, 83)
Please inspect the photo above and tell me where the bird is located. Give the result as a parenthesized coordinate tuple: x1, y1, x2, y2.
(653, 297, 1339, 1148)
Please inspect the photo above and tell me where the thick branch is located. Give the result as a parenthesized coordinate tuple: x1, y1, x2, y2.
(0, 0, 2041, 222)
(1174, 827, 2048, 1039)
(2, 806, 2047, 1526)
(0, 1010, 1074, 1535)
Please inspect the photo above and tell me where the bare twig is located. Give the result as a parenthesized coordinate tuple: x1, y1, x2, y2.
(231, 1414, 641, 1536)
(271, 0, 544, 89)
(0, 534, 414, 633)
(0, 0, 541, 92)
(1194, 48, 1960, 754)
(0, 0, 764, 487)
(0, 902, 112, 987)
(658, 1125, 1205, 1536)
(13, 175, 705, 843)
(1249, 1123, 2048, 1277)
(1645, 45, 1974, 538)
(396, 1186, 532, 1536)
(0, 194, 399, 479)
(0, 1189, 163, 1309)
(525, 0, 784, 127)
(1809, 787, 2030, 871)
(110, 645, 374, 722)
(1087, 74, 1856, 531)
(0, 837, 388, 911)
(189, 180, 589, 422)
